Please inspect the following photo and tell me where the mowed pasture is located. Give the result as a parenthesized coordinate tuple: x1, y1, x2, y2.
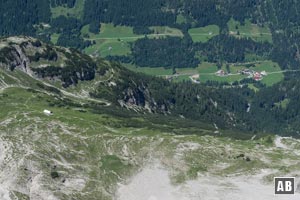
(124, 64, 173, 76)
(188, 25, 220, 43)
(227, 18, 272, 43)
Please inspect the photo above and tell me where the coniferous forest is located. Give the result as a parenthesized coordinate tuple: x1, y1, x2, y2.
(1, 0, 300, 69)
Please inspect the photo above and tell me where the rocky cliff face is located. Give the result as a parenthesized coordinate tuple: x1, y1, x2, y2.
(119, 86, 167, 113)
(1, 45, 32, 75)
(0, 36, 96, 87)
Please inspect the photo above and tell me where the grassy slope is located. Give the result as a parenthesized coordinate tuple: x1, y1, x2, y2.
(1, 86, 300, 199)
(1, 68, 299, 199)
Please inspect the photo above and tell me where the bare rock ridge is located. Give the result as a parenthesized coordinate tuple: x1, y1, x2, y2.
(0, 36, 96, 87)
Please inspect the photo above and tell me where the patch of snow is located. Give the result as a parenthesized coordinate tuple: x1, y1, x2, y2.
(274, 136, 289, 149)
(116, 163, 300, 200)
(214, 123, 219, 130)
(122, 144, 130, 157)
(63, 178, 86, 193)
(109, 81, 117, 86)
(176, 142, 201, 153)
(29, 174, 58, 200)
(0, 43, 7, 49)
(0, 140, 13, 200)
(38, 64, 51, 68)
(247, 103, 251, 113)
(116, 163, 182, 200)
(6, 37, 29, 44)
(0, 187, 10, 200)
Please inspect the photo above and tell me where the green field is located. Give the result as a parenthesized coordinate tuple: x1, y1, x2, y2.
(124, 64, 173, 76)
(253, 61, 284, 86)
(188, 25, 220, 42)
(227, 18, 272, 43)
(196, 63, 244, 83)
(83, 23, 138, 40)
(82, 24, 138, 57)
(51, 0, 85, 19)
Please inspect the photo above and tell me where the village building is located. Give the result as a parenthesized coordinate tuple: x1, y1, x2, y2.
(216, 70, 226, 76)
(253, 72, 262, 81)
(261, 71, 267, 76)
(240, 69, 254, 75)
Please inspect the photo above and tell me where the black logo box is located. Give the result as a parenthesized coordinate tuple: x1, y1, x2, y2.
(274, 177, 295, 195)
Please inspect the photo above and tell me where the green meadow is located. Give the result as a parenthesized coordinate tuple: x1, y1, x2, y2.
(82, 24, 138, 57)
(188, 25, 220, 42)
(227, 18, 272, 43)
(51, 0, 85, 19)
(253, 61, 284, 86)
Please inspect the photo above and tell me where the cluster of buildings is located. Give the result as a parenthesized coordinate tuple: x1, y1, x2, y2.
(164, 68, 268, 83)
(215, 69, 267, 81)
(239, 69, 267, 81)
(215, 69, 227, 77)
